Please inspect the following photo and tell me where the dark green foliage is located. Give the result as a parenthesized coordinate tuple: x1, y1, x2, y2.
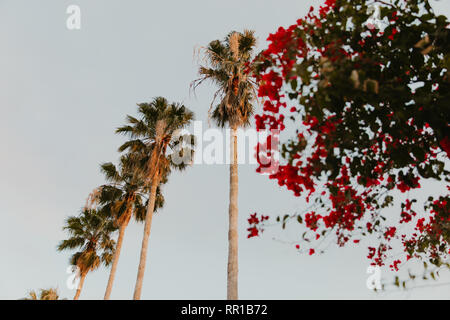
(58, 208, 117, 273)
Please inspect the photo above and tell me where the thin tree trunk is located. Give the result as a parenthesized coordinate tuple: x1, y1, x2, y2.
(73, 272, 87, 300)
(227, 127, 239, 300)
(133, 172, 159, 300)
(104, 223, 126, 300)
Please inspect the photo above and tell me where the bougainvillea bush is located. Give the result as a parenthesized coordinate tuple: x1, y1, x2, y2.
(250, 0, 450, 274)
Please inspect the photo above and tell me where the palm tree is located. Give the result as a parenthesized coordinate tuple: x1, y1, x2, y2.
(116, 97, 195, 300)
(192, 30, 257, 300)
(57, 208, 116, 300)
(23, 287, 61, 300)
(92, 154, 165, 300)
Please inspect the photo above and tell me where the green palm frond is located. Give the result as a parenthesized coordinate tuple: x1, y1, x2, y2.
(57, 237, 86, 251)
(100, 163, 121, 183)
(117, 139, 148, 153)
(97, 151, 157, 226)
(192, 30, 258, 128)
(23, 288, 60, 300)
(58, 209, 117, 274)
(117, 97, 195, 177)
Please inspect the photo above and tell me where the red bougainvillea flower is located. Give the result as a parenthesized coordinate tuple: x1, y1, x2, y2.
(440, 136, 450, 157)
(249, 0, 450, 273)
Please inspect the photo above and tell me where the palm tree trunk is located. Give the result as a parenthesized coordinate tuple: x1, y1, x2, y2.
(133, 172, 159, 300)
(104, 223, 126, 300)
(227, 127, 239, 300)
(73, 272, 87, 300)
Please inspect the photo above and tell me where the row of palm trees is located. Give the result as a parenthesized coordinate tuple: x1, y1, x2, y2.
(55, 30, 257, 300)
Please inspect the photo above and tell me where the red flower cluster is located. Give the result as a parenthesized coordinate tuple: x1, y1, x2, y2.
(250, 0, 449, 270)
(390, 259, 401, 272)
(440, 136, 450, 157)
(247, 213, 269, 239)
(402, 198, 450, 263)
(305, 212, 321, 232)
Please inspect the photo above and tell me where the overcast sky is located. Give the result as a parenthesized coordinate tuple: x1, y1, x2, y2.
(1, 0, 449, 300)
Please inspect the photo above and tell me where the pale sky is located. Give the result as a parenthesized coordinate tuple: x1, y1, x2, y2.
(1, 0, 449, 300)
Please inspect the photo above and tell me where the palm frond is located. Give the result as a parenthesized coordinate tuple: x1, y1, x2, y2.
(58, 209, 117, 275)
(194, 30, 258, 128)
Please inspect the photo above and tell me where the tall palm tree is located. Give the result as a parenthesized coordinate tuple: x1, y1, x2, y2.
(192, 30, 257, 300)
(57, 208, 116, 300)
(116, 97, 195, 300)
(23, 287, 61, 300)
(93, 154, 165, 300)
